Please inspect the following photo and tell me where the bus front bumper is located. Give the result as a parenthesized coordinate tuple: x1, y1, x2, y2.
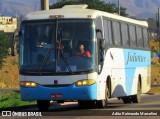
(20, 83, 97, 101)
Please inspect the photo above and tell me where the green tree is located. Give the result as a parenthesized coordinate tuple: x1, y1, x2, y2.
(0, 32, 10, 69)
(147, 18, 158, 40)
(50, 0, 128, 17)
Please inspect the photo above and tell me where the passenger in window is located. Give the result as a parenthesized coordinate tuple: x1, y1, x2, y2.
(76, 44, 91, 57)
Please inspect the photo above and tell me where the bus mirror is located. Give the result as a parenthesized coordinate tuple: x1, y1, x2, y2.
(14, 30, 20, 42)
(100, 38, 105, 50)
(11, 30, 20, 56)
(18, 31, 22, 37)
(96, 29, 105, 50)
(96, 29, 101, 33)
(14, 31, 19, 37)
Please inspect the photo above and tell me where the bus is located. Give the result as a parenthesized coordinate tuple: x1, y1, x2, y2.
(19, 4, 151, 111)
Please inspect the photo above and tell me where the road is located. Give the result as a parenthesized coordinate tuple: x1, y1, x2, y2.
(6, 94, 159, 116)
(0, 94, 160, 118)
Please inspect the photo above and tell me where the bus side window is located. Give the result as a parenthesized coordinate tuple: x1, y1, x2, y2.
(143, 28, 149, 49)
(103, 19, 113, 45)
(121, 23, 129, 46)
(136, 26, 143, 48)
(112, 21, 121, 45)
(129, 25, 136, 47)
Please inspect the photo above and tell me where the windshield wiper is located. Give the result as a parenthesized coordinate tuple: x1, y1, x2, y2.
(38, 47, 52, 75)
(56, 41, 74, 74)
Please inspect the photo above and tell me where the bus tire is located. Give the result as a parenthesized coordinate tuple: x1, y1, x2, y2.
(78, 101, 87, 106)
(78, 100, 95, 107)
(122, 96, 131, 104)
(96, 84, 109, 108)
(131, 80, 141, 103)
(37, 100, 50, 111)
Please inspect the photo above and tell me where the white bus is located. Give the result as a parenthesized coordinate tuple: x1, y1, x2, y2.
(19, 5, 151, 111)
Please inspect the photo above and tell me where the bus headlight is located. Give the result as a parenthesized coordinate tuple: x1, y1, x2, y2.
(20, 81, 38, 88)
(75, 79, 96, 87)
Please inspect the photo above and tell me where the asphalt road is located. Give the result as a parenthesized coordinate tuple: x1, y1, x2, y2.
(15, 94, 160, 116)
(1, 94, 160, 118)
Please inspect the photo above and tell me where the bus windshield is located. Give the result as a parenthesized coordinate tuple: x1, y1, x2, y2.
(20, 19, 96, 75)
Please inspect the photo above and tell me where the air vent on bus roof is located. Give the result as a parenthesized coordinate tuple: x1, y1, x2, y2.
(62, 4, 88, 9)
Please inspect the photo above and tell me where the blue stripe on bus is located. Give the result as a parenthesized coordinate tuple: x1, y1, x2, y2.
(20, 83, 97, 101)
(123, 49, 150, 95)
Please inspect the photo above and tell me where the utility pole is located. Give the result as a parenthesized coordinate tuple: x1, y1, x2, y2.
(158, 8, 160, 35)
(41, 0, 49, 10)
(157, 8, 160, 33)
(118, 0, 120, 15)
(157, 8, 160, 62)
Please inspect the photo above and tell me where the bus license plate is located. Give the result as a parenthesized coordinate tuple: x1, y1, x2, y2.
(51, 94, 63, 98)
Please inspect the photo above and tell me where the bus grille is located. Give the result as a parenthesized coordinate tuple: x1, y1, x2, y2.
(41, 84, 71, 88)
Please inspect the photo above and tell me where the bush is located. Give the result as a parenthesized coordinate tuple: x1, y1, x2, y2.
(0, 91, 36, 108)
(0, 32, 10, 69)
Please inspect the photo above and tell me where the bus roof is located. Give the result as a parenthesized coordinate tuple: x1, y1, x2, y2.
(25, 4, 148, 27)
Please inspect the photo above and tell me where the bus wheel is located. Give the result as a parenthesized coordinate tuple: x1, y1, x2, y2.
(37, 100, 50, 111)
(78, 101, 87, 106)
(96, 84, 109, 108)
(78, 101, 95, 107)
(131, 81, 141, 103)
(122, 96, 131, 104)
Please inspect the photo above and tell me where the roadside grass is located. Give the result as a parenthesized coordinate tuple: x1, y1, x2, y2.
(0, 91, 36, 109)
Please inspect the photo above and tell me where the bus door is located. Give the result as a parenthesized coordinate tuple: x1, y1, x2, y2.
(95, 16, 105, 74)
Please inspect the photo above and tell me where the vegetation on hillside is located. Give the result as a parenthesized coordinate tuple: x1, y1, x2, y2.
(0, 91, 36, 108)
(0, 56, 19, 88)
(50, 0, 128, 17)
(0, 32, 10, 69)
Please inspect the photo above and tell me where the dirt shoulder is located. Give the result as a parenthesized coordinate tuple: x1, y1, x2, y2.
(0, 56, 19, 88)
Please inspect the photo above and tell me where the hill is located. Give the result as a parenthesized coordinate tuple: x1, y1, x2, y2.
(0, 0, 56, 18)
(104, 0, 160, 19)
(0, 0, 40, 18)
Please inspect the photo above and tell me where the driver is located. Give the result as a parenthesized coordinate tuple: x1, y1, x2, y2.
(76, 44, 91, 58)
